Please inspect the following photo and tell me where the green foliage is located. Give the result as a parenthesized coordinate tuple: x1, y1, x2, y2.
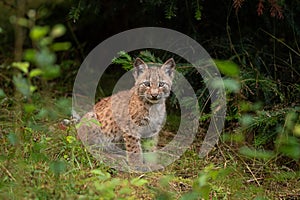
(214, 60, 240, 78)
(0, 107, 151, 199)
(68, 0, 101, 22)
(276, 134, 300, 160)
(239, 146, 275, 160)
(150, 175, 177, 199)
(12, 73, 32, 97)
(275, 110, 300, 160)
(0, 89, 6, 99)
(240, 70, 285, 103)
(112, 50, 162, 71)
(49, 160, 67, 176)
(68, 6, 82, 22)
(76, 116, 102, 130)
(112, 51, 133, 71)
(240, 106, 300, 150)
(1, 11, 73, 151)
(1, 1, 300, 199)
(182, 165, 216, 199)
(26, 24, 70, 79)
(90, 169, 148, 199)
(236, 104, 300, 167)
(8, 19, 70, 98)
(68, 0, 203, 21)
(192, 0, 203, 20)
(142, 0, 203, 20)
(164, 0, 178, 19)
(212, 78, 241, 94)
(7, 132, 18, 146)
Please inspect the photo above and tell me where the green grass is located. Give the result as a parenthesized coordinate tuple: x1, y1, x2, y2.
(0, 98, 300, 199)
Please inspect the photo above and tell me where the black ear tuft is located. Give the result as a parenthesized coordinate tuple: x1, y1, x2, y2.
(161, 58, 176, 78)
(133, 57, 148, 80)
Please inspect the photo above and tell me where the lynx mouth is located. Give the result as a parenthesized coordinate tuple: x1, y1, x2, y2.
(145, 97, 161, 104)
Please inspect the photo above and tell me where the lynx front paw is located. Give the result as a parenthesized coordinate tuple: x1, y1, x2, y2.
(127, 152, 143, 166)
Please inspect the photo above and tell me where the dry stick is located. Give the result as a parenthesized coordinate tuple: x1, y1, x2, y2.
(217, 143, 229, 169)
(260, 28, 300, 57)
(226, 5, 243, 66)
(244, 162, 261, 186)
(0, 163, 16, 181)
(222, 142, 262, 186)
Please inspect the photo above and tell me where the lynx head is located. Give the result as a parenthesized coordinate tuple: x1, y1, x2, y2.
(133, 57, 175, 104)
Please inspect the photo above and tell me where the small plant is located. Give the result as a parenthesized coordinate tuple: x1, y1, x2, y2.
(3, 9, 73, 124)
(10, 12, 71, 99)
(84, 169, 148, 199)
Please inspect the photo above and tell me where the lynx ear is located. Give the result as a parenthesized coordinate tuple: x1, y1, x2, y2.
(133, 57, 148, 80)
(161, 58, 175, 79)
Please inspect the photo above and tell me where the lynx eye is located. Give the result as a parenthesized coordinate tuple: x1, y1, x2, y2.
(159, 82, 165, 87)
(143, 81, 150, 87)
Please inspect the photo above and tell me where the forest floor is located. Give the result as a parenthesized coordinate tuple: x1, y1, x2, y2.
(0, 98, 300, 200)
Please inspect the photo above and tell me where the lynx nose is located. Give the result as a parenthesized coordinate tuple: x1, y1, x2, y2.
(151, 93, 158, 99)
(151, 88, 159, 99)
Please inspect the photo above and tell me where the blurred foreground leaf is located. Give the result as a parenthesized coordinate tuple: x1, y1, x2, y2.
(50, 24, 66, 38)
(49, 160, 67, 176)
(30, 26, 50, 41)
(214, 60, 240, 77)
(12, 62, 30, 74)
(13, 74, 31, 97)
(239, 146, 275, 160)
(7, 133, 18, 146)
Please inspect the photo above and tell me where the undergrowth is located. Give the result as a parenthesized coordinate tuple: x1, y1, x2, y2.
(1, 50, 299, 199)
(1, 2, 300, 199)
(1, 105, 299, 199)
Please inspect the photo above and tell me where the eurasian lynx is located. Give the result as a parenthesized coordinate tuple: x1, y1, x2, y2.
(77, 57, 175, 170)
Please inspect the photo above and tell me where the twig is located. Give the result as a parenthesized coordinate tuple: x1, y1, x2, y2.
(0, 163, 16, 181)
(226, 4, 243, 66)
(259, 28, 300, 57)
(246, 177, 264, 183)
(222, 143, 262, 186)
(244, 162, 261, 186)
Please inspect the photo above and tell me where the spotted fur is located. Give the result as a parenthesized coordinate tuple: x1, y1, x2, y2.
(77, 58, 175, 168)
